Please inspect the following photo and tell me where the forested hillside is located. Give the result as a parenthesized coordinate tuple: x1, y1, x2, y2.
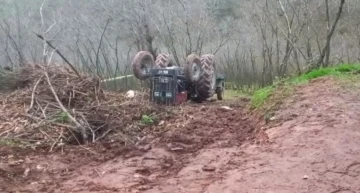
(3, 2, 360, 193)
(0, 0, 359, 89)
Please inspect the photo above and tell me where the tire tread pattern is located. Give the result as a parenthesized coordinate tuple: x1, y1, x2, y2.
(131, 51, 154, 80)
(155, 53, 174, 68)
(196, 54, 216, 99)
(185, 54, 202, 82)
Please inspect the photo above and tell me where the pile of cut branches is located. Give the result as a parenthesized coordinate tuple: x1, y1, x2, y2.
(0, 64, 162, 150)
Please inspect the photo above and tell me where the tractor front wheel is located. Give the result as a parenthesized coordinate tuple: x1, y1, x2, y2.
(131, 51, 155, 80)
(185, 54, 202, 83)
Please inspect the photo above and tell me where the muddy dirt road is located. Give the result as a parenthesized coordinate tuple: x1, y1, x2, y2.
(1, 77, 360, 193)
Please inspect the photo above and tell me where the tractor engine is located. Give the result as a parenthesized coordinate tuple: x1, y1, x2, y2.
(149, 67, 188, 105)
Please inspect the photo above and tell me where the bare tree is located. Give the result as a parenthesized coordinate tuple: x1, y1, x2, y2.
(0, 0, 354, 91)
(316, 0, 346, 67)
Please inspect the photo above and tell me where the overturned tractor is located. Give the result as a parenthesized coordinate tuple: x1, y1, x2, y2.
(131, 51, 225, 105)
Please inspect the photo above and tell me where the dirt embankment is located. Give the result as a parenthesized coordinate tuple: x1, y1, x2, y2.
(1, 76, 360, 193)
(207, 77, 360, 193)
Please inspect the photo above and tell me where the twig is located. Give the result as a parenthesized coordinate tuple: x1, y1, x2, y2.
(37, 101, 49, 119)
(80, 146, 98, 155)
(330, 188, 353, 193)
(38, 128, 55, 143)
(78, 113, 94, 142)
(50, 129, 64, 153)
(95, 18, 111, 77)
(95, 86, 99, 106)
(66, 127, 82, 145)
(94, 168, 102, 177)
(47, 49, 56, 66)
(27, 76, 43, 113)
(0, 128, 14, 137)
(53, 122, 77, 129)
(94, 128, 113, 142)
(68, 91, 73, 108)
(44, 71, 87, 140)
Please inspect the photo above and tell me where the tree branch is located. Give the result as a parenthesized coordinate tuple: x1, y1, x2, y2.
(44, 71, 87, 140)
(35, 33, 81, 78)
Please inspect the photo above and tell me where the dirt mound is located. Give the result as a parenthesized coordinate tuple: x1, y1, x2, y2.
(0, 64, 164, 149)
(0, 99, 259, 193)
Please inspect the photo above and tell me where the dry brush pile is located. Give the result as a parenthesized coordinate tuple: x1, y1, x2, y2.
(0, 64, 167, 150)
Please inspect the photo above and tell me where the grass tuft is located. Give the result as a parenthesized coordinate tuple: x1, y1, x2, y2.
(251, 64, 360, 109)
(251, 86, 275, 109)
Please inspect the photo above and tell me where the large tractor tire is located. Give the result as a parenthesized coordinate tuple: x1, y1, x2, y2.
(131, 51, 155, 80)
(196, 54, 216, 100)
(155, 53, 175, 68)
(185, 54, 202, 82)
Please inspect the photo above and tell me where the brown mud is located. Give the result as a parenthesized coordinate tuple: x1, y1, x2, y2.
(1, 76, 360, 193)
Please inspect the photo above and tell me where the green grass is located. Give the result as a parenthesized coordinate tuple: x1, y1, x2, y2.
(250, 64, 360, 109)
(290, 64, 360, 84)
(141, 114, 156, 125)
(55, 111, 70, 124)
(251, 86, 275, 109)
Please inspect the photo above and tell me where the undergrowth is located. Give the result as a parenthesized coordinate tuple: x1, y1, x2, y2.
(223, 89, 252, 100)
(251, 64, 360, 109)
(0, 138, 28, 148)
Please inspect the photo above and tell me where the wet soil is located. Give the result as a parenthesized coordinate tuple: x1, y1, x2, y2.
(1, 76, 360, 193)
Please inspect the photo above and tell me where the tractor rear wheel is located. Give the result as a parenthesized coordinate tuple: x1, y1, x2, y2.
(196, 54, 216, 100)
(131, 51, 155, 80)
(185, 54, 202, 82)
(155, 53, 174, 68)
